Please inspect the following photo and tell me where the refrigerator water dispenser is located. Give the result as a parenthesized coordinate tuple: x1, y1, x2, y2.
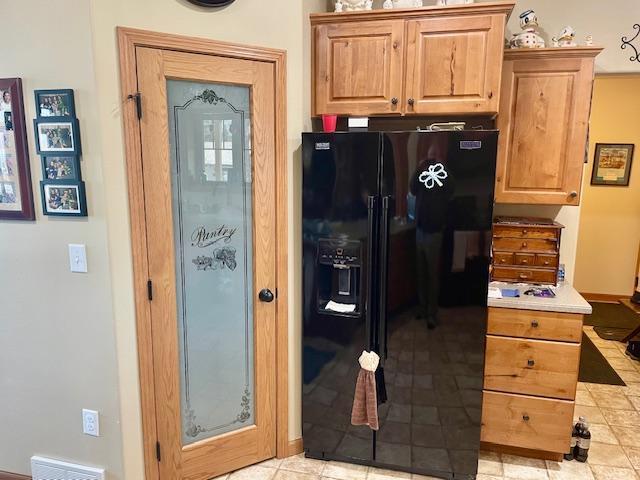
(316, 238, 361, 315)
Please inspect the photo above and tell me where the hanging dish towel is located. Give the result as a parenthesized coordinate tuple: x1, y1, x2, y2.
(351, 350, 380, 431)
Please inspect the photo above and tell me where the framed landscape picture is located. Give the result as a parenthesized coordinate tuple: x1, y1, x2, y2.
(0, 78, 35, 220)
(591, 143, 635, 186)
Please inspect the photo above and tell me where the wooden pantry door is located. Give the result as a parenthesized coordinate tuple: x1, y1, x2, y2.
(134, 45, 278, 480)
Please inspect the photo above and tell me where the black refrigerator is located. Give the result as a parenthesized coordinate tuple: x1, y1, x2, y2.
(302, 130, 498, 480)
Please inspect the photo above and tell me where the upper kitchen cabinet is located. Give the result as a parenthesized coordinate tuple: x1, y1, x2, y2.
(310, 1, 515, 117)
(405, 14, 504, 115)
(495, 47, 603, 205)
(314, 20, 406, 116)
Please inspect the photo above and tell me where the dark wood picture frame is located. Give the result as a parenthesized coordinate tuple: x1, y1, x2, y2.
(591, 143, 635, 186)
(0, 78, 35, 220)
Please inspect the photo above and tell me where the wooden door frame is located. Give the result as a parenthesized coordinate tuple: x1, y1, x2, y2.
(117, 27, 290, 480)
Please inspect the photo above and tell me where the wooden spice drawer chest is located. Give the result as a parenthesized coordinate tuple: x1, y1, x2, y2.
(491, 217, 563, 285)
(481, 307, 584, 457)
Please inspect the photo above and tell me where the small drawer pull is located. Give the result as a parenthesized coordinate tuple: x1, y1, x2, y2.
(521, 259, 529, 264)
(522, 229, 528, 235)
(531, 320, 539, 328)
(522, 242, 528, 248)
(523, 414, 530, 422)
(519, 273, 530, 280)
(500, 258, 506, 263)
(527, 359, 535, 367)
(544, 261, 550, 266)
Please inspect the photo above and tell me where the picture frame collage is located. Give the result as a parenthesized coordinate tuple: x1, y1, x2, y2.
(34, 89, 87, 216)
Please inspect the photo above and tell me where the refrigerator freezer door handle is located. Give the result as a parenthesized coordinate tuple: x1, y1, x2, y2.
(366, 196, 377, 351)
(378, 196, 391, 363)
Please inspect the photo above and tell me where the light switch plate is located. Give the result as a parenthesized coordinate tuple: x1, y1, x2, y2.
(82, 409, 99, 437)
(68, 244, 87, 273)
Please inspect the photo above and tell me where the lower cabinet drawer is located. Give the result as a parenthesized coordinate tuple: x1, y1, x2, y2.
(492, 266, 556, 284)
(484, 336, 580, 400)
(481, 391, 574, 454)
(536, 254, 559, 268)
(488, 308, 583, 343)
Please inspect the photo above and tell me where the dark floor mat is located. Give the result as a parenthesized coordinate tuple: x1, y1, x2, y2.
(579, 333, 625, 386)
(585, 302, 640, 342)
(585, 302, 640, 328)
(593, 326, 632, 341)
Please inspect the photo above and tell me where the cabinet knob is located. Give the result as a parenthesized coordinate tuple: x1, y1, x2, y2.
(570, 191, 578, 198)
(500, 258, 506, 263)
(522, 229, 528, 235)
(522, 242, 528, 248)
(522, 259, 529, 264)
(523, 414, 530, 422)
(544, 261, 550, 266)
(393, 41, 399, 50)
(527, 359, 535, 367)
(408, 98, 415, 106)
(519, 273, 530, 280)
(531, 320, 539, 328)
(391, 97, 398, 105)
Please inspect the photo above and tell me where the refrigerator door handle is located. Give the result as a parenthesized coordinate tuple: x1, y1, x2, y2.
(378, 195, 391, 363)
(366, 195, 377, 350)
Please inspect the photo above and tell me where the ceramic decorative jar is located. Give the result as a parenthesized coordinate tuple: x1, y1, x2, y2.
(552, 26, 577, 47)
(383, 0, 423, 8)
(509, 9, 545, 48)
(334, 0, 372, 12)
(436, 0, 474, 5)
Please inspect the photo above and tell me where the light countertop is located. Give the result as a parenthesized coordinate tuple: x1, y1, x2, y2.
(488, 282, 592, 315)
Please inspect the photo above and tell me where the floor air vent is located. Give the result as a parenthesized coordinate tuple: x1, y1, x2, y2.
(31, 456, 105, 480)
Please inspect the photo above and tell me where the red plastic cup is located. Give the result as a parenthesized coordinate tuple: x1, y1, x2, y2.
(322, 114, 338, 133)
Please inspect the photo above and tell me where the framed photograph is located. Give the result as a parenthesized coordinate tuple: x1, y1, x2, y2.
(40, 181, 87, 217)
(41, 155, 81, 181)
(34, 118, 81, 155)
(0, 78, 35, 220)
(34, 89, 75, 118)
(591, 143, 635, 186)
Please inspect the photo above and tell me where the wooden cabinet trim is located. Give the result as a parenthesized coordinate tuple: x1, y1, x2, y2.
(310, 1, 516, 25)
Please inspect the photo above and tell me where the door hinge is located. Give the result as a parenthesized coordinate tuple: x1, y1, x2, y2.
(275, 288, 278, 299)
(156, 441, 161, 462)
(127, 92, 142, 120)
(147, 280, 153, 301)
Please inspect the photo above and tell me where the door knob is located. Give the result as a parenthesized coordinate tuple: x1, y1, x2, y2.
(570, 191, 578, 198)
(391, 97, 398, 105)
(259, 289, 275, 303)
(408, 98, 415, 106)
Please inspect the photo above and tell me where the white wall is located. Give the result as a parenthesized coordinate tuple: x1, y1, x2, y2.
(0, 1, 123, 477)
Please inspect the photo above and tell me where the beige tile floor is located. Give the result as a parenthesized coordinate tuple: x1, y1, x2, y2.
(216, 325, 640, 480)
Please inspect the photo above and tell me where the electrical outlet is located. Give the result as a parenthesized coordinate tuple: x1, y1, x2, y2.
(82, 409, 99, 437)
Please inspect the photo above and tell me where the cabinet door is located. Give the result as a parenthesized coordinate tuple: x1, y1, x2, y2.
(405, 15, 504, 115)
(314, 20, 404, 116)
(495, 56, 595, 204)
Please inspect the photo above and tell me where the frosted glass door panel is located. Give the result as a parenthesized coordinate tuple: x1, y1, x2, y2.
(167, 80, 254, 446)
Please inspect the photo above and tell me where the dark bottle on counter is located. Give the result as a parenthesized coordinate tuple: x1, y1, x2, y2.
(564, 420, 581, 461)
(575, 417, 591, 463)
